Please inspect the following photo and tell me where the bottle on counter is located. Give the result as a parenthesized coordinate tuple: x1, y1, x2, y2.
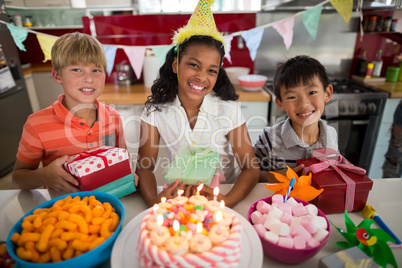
(383, 16, 393, 32)
(368, 15, 377, 32)
(372, 49, 383, 77)
(365, 63, 374, 78)
(376, 16, 384, 32)
(355, 49, 367, 76)
(391, 19, 398, 32)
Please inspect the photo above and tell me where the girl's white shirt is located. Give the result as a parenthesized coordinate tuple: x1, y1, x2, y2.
(141, 93, 245, 183)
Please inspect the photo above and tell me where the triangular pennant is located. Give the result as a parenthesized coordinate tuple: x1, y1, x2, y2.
(272, 16, 295, 50)
(103, 45, 118, 76)
(223, 35, 233, 64)
(36, 34, 57, 62)
(6, 24, 29, 51)
(301, 5, 322, 40)
(123, 46, 146, 79)
(330, 0, 353, 25)
(241, 28, 264, 61)
(152, 45, 174, 66)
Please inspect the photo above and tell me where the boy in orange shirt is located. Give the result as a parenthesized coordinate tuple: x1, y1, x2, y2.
(13, 32, 128, 192)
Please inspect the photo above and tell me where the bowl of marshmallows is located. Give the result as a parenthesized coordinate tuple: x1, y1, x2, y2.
(247, 194, 330, 264)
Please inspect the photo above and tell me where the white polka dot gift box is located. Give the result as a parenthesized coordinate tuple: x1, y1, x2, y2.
(64, 146, 132, 191)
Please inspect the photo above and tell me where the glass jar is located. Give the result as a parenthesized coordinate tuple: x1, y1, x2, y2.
(368, 15, 377, 32)
(24, 16, 32, 27)
(383, 16, 393, 32)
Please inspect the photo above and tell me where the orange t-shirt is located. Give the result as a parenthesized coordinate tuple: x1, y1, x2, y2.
(17, 94, 126, 167)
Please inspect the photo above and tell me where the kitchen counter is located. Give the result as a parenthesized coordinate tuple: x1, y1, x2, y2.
(1, 179, 401, 267)
(356, 79, 402, 98)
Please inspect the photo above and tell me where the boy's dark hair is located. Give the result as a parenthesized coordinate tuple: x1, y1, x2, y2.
(145, 35, 238, 113)
(273, 55, 330, 101)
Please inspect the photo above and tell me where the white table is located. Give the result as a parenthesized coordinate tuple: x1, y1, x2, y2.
(1, 179, 401, 267)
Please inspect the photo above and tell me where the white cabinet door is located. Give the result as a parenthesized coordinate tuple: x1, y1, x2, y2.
(32, 72, 63, 109)
(239, 101, 269, 145)
(4, 0, 25, 7)
(24, 0, 71, 7)
(24, 73, 40, 113)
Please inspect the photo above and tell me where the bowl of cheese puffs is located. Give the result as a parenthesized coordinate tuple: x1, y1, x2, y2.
(6, 191, 124, 268)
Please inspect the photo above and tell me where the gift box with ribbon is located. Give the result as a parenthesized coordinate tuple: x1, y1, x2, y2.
(297, 148, 373, 214)
(64, 146, 135, 195)
(164, 147, 224, 187)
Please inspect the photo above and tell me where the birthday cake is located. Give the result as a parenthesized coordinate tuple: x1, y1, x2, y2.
(137, 195, 242, 267)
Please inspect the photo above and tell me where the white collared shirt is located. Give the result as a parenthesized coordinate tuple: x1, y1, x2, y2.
(254, 117, 339, 171)
(141, 93, 245, 183)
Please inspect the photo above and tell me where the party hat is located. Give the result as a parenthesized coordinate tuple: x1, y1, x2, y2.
(173, 0, 224, 46)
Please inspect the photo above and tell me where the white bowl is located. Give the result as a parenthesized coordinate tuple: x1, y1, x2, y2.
(238, 74, 268, 92)
(224, 67, 250, 85)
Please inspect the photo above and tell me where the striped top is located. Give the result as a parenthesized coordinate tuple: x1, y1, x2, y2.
(17, 94, 126, 167)
(253, 118, 338, 171)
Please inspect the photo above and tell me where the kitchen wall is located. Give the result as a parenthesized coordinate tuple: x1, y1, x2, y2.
(254, 10, 359, 79)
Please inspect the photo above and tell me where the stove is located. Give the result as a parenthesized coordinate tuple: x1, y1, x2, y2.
(263, 79, 389, 172)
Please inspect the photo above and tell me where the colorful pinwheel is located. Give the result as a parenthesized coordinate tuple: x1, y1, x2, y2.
(264, 165, 323, 202)
(332, 211, 397, 268)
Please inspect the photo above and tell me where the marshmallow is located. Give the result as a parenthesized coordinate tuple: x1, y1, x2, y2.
(263, 215, 281, 230)
(256, 200, 271, 214)
(292, 203, 308, 217)
(280, 212, 293, 226)
(306, 237, 320, 248)
(313, 216, 328, 230)
(290, 217, 302, 229)
(258, 214, 268, 225)
(293, 236, 307, 249)
(313, 228, 329, 242)
(305, 204, 318, 217)
(270, 222, 290, 236)
(285, 197, 298, 206)
(253, 223, 267, 237)
(272, 194, 283, 204)
(300, 216, 318, 234)
(278, 202, 292, 215)
(264, 231, 279, 244)
(250, 210, 262, 225)
(277, 237, 293, 249)
(291, 225, 312, 241)
(268, 205, 284, 219)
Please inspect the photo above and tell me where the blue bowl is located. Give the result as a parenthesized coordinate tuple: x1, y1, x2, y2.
(6, 191, 125, 268)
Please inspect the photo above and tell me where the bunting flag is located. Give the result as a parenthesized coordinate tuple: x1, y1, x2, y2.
(151, 45, 174, 66)
(223, 35, 234, 64)
(6, 24, 28, 51)
(301, 5, 322, 40)
(241, 27, 264, 61)
(123, 46, 146, 79)
(273, 16, 295, 50)
(103, 45, 118, 75)
(36, 34, 57, 62)
(330, 0, 353, 25)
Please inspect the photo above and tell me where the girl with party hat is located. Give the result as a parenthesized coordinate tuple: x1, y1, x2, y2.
(136, 0, 259, 208)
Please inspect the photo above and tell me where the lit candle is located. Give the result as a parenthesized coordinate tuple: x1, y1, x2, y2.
(220, 200, 225, 210)
(173, 220, 180, 236)
(215, 210, 223, 234)
(178, 189, 184, 201)
(161, 197, 166, 203)
(196, 222, 203, 244)
(213, 187, 219, 203)
(153, 204, 159, 221)
(197, 184, 204, 196)
(157, 214, 163, 235)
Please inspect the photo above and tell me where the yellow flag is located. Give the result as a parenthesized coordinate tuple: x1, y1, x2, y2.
(330, 0, 353, 25)
(36, 34, 57, 62)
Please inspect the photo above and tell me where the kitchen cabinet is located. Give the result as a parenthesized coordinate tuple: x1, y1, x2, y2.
(4, 0, 24, 7)
(24, 72, 40, 113)
(368, 98, 401, 178)
(239, 101, 269, 144)
(24, 0, 71, 7)
(85, 0, 132, 7)
(32, 72, 63, 109)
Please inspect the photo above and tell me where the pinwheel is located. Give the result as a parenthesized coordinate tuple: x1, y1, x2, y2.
(332, 211, 397, 268)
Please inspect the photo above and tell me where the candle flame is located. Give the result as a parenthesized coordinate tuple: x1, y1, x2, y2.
(153, 204, 159, 211)
(215, 210, 223, 222)
(173, 220, 180, 233)
(161, 197, 166, 203)
(157, 214, 163, 226)
(220, 200, 225, 209)
(213, 187, 219, 196)
(196, 222, 203, 234)
(178, 189, 184, 197)
(197, 184, 204, 192)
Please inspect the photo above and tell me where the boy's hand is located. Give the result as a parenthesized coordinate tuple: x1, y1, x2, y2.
(133, 172, 139, 187)
(43, 156, 80, 192)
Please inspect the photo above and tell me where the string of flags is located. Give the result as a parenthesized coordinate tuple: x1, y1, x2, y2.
(0, 0, 354, 79)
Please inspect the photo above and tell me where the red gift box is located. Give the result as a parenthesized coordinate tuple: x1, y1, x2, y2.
(64, 146, 132, 191)
(297, 148, 373, 214)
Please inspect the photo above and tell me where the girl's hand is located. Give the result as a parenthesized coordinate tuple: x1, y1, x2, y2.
(199, 183, 224, 201)
(157, 179, 187, 201)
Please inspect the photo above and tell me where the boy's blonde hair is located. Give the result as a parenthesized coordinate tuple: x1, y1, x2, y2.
(51, 32, 107, 74)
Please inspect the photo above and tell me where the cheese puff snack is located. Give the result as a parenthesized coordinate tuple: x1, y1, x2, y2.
(10, 195, 120, 264)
